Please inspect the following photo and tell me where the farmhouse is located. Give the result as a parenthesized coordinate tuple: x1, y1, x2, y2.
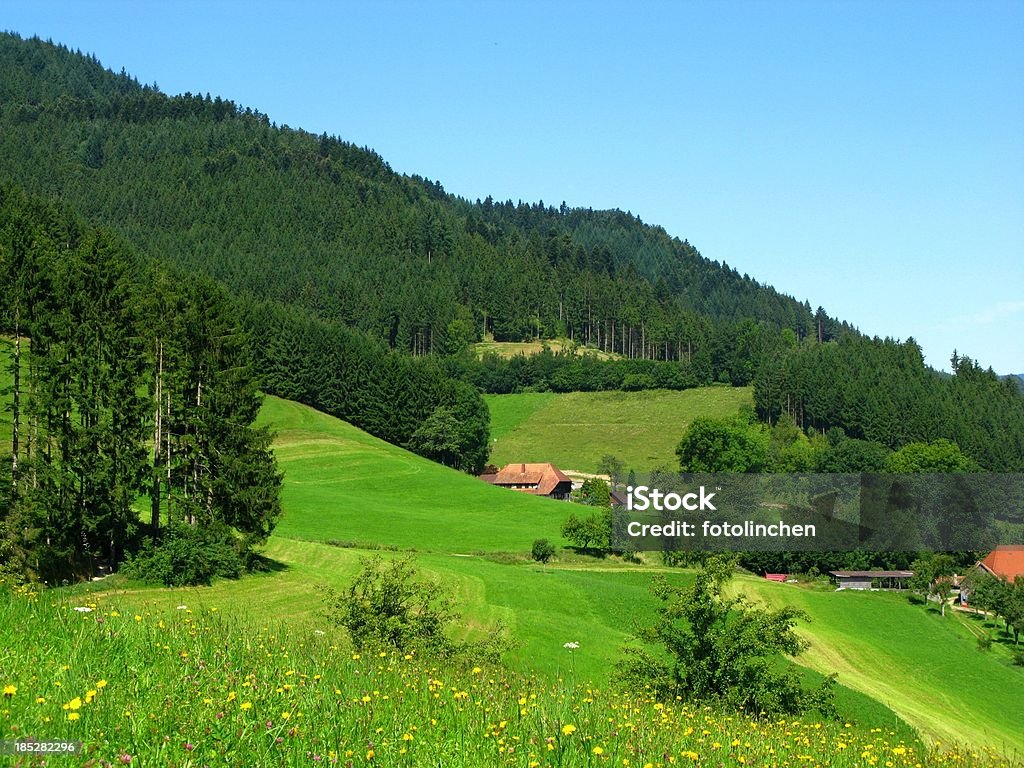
(481, 463, 574, 501)
(829, 570, 913, 590)
(975, 545, 1024, 582)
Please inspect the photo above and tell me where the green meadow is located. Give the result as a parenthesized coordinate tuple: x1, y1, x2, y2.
(485, 387, 753, 474)
(259, 396, 572, 552)
(732, 576, 1024, 753)
(9, 584, 996, 768)
(4, 392, 1022, 759)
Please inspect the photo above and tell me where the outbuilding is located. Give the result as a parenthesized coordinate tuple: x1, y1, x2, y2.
(829, 570, 913, 590)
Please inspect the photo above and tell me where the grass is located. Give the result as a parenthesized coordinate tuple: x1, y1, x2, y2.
(473, 337, 620, 360)
(83, 537, 689, 683)
(4, 391, 1019, 758)
(257, 396, 575, 553)
(485, 387, 753, 474)
(730, 576, 1024, 754)
(4, 584, 1014, 767)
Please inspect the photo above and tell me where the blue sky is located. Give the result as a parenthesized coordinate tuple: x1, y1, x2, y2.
(5, 1, 1023, 373)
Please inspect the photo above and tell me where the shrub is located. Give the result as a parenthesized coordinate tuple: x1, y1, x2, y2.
(616, 555, 835, 717)
(322, 556, 511, 662)
(322, 556, 455, 655)
(120, 524, 243, 586)
(531, 539, 555, 565)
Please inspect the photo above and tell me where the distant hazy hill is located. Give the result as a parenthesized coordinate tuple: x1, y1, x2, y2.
(0, 32, 851, 359)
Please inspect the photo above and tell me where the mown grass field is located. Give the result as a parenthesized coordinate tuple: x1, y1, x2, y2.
(257, 396, 573, 552)
(731, 577, 1024, 754)
(485, 387, 753, 474)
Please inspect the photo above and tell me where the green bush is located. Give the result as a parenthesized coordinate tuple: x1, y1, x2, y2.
(322, 556, 510, 662)
(121, 524, 243, 586)
(616, 555, 835, 717)
(531, 538, 555, 565)
(322, 556, 455, 655)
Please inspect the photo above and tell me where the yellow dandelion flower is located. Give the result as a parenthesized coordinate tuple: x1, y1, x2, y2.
(2, 684, 16, 697)
(281, 711, 290, 720)
(366, 749, 375, 760)
(562, 724, 577, 736)
(472, 666, 482, 674)
(593, 746, 605, 755)
(96, 679, 107, 689)
(36, 697, 46, 704)
(240, 702, 253, 711)
(84, 690, 97, 704)
(67, 712, 80, 721)
(63, 697, 82, 711)
(402, 732, 413, 741)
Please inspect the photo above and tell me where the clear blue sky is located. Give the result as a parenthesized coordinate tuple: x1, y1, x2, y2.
(5, 1, 1023, 373)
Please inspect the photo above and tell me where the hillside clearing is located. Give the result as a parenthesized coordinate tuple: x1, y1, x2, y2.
(485, 387, 753, 473)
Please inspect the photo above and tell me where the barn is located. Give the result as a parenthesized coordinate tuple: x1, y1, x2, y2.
(829, 570, 914, 590)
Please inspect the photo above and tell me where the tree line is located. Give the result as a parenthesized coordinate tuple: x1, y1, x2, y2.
(0, 184, 281, 583)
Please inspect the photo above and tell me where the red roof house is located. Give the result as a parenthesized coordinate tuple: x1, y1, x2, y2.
(977, 545, 1024, 582)
(482, 463, 573, 500)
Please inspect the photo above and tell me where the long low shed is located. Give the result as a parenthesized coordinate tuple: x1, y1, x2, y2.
(829, 570, 914, 590)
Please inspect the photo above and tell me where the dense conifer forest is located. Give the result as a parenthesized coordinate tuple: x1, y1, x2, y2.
(0, 185, 282, 582)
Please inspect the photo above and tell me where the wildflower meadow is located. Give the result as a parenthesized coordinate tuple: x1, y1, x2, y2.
(1, 583, 1016, 767)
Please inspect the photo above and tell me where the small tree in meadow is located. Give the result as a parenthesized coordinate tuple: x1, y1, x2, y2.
(617, 555, 835, 716)
(531, 538, 555, 566)
(322, 556, 455, 655)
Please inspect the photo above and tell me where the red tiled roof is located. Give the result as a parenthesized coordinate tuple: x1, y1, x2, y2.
(491, 463, 572, 496)
(979, 545, 1024, 582)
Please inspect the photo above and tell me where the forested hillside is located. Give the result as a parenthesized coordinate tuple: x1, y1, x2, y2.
(0, 32, 835, 369)
(2, 32, 1023, 475)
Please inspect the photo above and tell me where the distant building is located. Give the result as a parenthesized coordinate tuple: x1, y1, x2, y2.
(829, 570, 913, 590)
(481, 463, 573, 501)
(975, 545, 1024, 583)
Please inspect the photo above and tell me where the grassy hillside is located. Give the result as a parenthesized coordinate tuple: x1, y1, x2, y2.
(485, 387, 753, 473)
(257, 396, 573, 552)
(8, 393, 1019, 752)
(474, 337, 621, 360)
(732, 576, 1024, 753)
(9, 584, 995, 768)
(245, 397, 999, 745)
